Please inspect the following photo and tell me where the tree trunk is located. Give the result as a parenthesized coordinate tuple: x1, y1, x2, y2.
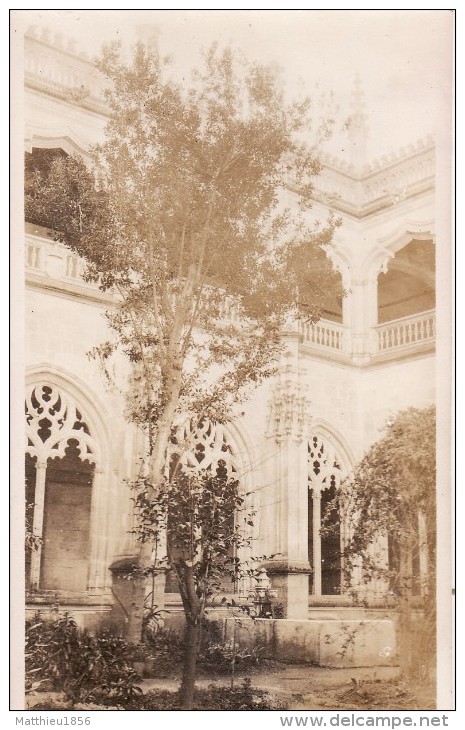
(125, 576, 147, 644)
(180, 619, 202, 710)
(150, 366, 184, 488)
(128, 369, 184, 643)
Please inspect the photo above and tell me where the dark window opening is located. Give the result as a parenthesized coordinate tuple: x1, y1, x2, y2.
(308, 485, 342, 596)
(40, 439, 94, 593)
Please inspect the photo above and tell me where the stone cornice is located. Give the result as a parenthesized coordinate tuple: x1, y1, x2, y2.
(309, 141, 435, 218)
(25, 74, 110, 118)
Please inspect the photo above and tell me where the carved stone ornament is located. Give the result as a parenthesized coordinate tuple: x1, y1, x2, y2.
(25, 384, 97, 464)
(170, 418, 238, 479)
(307, 434, 343, 496)
(266, 367, 311, 443)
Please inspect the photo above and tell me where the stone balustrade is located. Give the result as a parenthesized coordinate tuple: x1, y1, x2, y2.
(299, 318, 346, 352)
(26, 232, 87, 282)
(25, 29, 108, 108)
(26, 232, 435, 360)
(375, 309, 436, 353)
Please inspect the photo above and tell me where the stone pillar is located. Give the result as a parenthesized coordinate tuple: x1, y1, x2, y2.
(264, 331, 312, 619)
(30, 460, 47, 590)
(348, 278, 373, 363)
(88, 467, 105, 593)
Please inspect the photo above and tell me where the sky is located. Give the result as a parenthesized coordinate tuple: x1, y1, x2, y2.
(15, 9, 453, 161)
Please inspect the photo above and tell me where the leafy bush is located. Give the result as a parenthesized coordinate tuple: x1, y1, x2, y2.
(25, 613, 142, 705)
(124, 619, 267, 677)
(128, 678, 284, 710)
(127, 627, 185, 676)
(198, 640, 265, 674)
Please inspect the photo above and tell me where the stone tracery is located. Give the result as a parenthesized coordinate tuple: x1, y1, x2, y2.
(25, 384, 97, 464)
(308, 433, 344, 596)
(170, 418, 238, 479)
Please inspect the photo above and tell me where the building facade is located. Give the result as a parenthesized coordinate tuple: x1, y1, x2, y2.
(22, 27, 438, 662)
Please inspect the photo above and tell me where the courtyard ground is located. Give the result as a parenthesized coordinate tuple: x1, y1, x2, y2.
(140, 664, 435, 711)
(25, 664, 437, 711)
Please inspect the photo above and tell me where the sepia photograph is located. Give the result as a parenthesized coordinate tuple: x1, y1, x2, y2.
(11, 8, 454, 715)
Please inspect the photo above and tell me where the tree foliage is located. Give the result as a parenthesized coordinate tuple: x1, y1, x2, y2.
(132, 465, 254, 601)
(25, 43, 342, 461)
(329, 406, 436, 678)
(337, 405, 436, 588)
(25, 40, 344, 702)
(130, 458, 257, 708)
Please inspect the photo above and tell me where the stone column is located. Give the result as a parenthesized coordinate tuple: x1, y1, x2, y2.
(348, 278, 374, 363)
(29, 460, 47, 590)
(88, 466, 106, 594)
(264, 331, 312, 619)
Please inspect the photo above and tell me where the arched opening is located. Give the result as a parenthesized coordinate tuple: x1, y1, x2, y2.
(40, 441, 94, 592)
(307, 434, 345, 596)
(25, 383, 98, 593)
(165, 419, 241, 595)
(320, 275, 344, 324)
(377, 240, 435, 324)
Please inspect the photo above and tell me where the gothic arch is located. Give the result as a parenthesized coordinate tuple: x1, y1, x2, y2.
(170, 416, 255, 494)
(26, 365, 112, 470)
(165, 417, 256, 595)
(308, 419, 354, 474)
(324, 232, 353, 292)
(358, 221, 435, 329)
(25, 366, 114, 595)
(306, 421, 353, 597)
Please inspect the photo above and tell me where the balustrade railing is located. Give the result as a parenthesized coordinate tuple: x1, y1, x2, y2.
(375, 310, 435, 352)
(299, 319, 345, 352)
(26, 233, 87, 283)
(25, 32, 108, 105)
(26, 233, 435, 358)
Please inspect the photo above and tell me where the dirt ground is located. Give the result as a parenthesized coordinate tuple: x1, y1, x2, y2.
(25, 664, 436, 711)
(140, 664, 436, 711)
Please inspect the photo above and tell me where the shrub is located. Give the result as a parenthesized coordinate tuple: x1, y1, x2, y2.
(129, 679, 284, 710)
(198, 640, 265, 674)
(130, 628, 185, 677)
(25, 613, 142, 705)
(124, 620, 267, 677)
